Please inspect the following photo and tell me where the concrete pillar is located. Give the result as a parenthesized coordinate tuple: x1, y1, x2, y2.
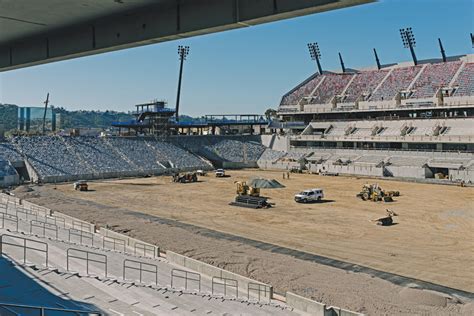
(402, 143, 409, 150)
(436, 143, 443, 151)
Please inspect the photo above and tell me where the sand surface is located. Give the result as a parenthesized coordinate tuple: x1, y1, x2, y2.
(15, 170, 474, 315)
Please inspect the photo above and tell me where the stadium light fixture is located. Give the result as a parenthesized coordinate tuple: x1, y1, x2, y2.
(399, 27, 418, 65)
(307, 42, 323, 75)
(175, 45, 190, 122)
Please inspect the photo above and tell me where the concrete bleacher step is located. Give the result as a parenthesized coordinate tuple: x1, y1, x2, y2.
(1, 210, 303, 315)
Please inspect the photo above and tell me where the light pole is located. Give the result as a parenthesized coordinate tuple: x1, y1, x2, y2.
(400, 27, 417, 65)
(307, 42, 323, 75)
(175, 45, 190, 122)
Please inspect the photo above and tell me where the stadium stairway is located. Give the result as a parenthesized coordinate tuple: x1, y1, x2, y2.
(0, 202, 299, 315)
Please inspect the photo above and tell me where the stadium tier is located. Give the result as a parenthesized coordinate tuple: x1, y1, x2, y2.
(279, 56, 474, 113)
(2, 195, 362, 315)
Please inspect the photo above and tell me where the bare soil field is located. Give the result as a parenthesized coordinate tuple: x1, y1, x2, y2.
(15, 169, 474, 315)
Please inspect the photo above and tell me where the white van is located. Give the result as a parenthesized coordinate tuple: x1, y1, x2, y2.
(294, 188, 324, 203)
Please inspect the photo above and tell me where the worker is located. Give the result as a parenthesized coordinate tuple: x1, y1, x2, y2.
(283, 172, 286, 179)
(287, 172, 290, 179)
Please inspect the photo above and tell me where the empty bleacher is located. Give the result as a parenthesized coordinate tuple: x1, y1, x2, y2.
(343, 70, 389, 102)
(0, 197, 300, 315)
(410, 61, 462, 98)
(370, 66, 422, 101)
(309, 74, 353, 104)
(453, 63, 474, 96)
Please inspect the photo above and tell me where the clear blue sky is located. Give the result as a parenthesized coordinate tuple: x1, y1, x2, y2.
(0, 0, 472, 116)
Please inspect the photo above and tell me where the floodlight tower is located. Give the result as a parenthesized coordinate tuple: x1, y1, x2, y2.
(307, 42, 323, 75)
(373, 48, 381, 70)
(338, 52, 346, 73)
(175, 45, 190, 122)
(400, 27, 418, 65)
(438, 38, 447, 62)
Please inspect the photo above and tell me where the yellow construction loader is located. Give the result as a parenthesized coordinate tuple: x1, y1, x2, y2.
(235, 181, 260, 197)
(356, 183, 399, 202)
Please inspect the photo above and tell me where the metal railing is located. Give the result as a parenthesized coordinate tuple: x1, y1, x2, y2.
(123, 259, 158, 285)
(0, 213, 18, 232)
(69, 228, 94, 246)
(30, 220, 58, 239)
(67, 248, 107, 277)
(0, 234, 48, 267)
(134, 242, 158, 258)
(171, 269, 201, 291)
(103, 236, 126, 252)
(248, 282, 272, 303)
(211, 277, 238, 298)
(0, 302, 102, 315)
(72, 220, 92, 232)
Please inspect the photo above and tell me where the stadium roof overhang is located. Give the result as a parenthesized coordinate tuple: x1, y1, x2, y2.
(0, 0, 375, 72)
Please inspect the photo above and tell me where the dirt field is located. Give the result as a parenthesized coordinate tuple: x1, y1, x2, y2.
(15, 170, 474, 315)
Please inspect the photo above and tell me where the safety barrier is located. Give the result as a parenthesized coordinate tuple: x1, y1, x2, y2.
(13, 207, 38, 222)
(67, 248, 107, 277)
(73, 220, 93, 232)
(171, 269, 201, 291)
(0, 234, 48, 267)
(69, 228, 94, 246)
(134, 242, 158, 258)
(30, 220, 58, 239)
(0, 302, 102, 316)
(123, 259, 158, 285)
(103, 236, 126, 252)
(248, 282, 272, 303)
(0, 213, 18, 232)
(212, 277, 238, 298)
(44, 215, 66, 228)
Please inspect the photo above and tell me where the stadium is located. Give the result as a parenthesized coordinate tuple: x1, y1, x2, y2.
(1, 1, 473, 315)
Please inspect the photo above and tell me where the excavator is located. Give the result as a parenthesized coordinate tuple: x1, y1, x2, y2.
(372, 209, 398, 226)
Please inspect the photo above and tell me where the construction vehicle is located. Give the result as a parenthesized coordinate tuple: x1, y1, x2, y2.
(230, 181, 272, 209)
(73, 180, 88, 191)
(172, 172, 198, 183)
(356, 183, 399, 202)
(196, 170, 207, 176)
(215, 169, 225, 177)
(372, 209, 398, 226)
(235, 181, 260, 197)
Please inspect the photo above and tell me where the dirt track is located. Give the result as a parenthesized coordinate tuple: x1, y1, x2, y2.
(15, 170, 474, 315)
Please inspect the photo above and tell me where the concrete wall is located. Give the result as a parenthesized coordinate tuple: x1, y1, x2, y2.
(449, 168, 474, 183)
(98, 227, 160, 256)
(167, 251, 272, 300)
(260, 134, 289, 152)
(285, 292, 364, 316)
(286, 292, 326, 315)
(322, 164, 384, 177)
(37, 165, 214, 184)
(384, 166, 426, 179)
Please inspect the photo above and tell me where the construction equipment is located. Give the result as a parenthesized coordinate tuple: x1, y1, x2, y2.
(372, 209, 398, 226)
(73, 180, 88, 191)
(230, 178, 284, 209)
(235, 181, 260, 197)
(172, 172, 198, 183)
(356, 183, 399, 202)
